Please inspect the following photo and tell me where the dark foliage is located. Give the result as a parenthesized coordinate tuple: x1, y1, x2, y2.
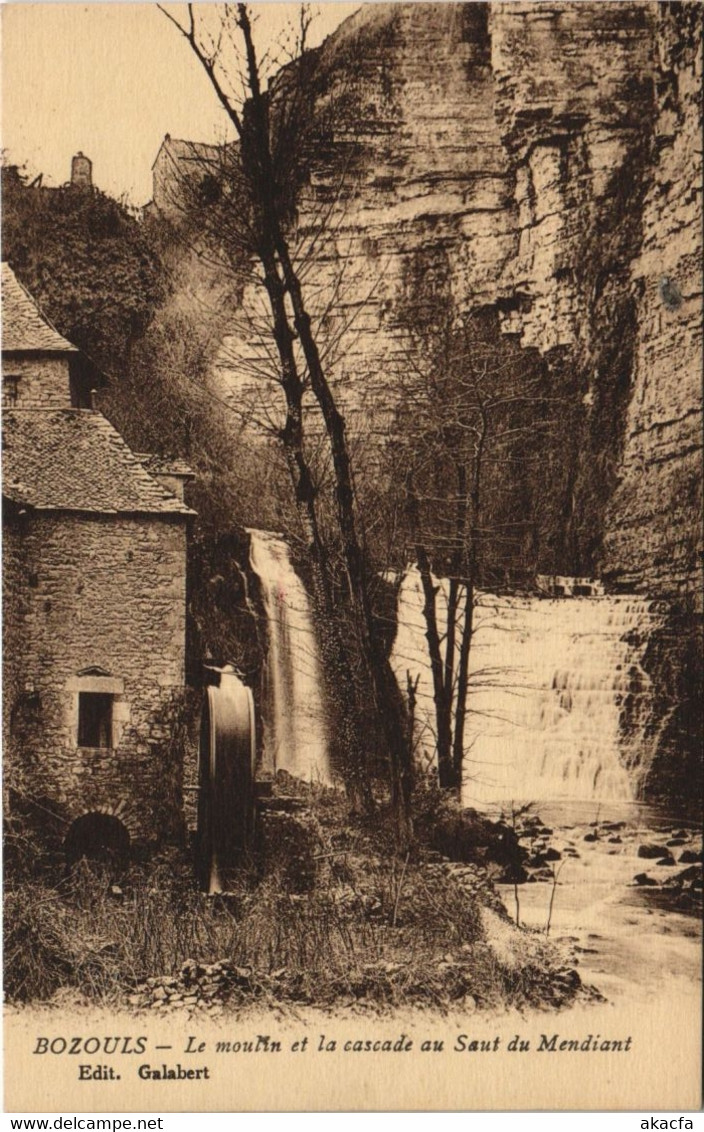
(2, 164, 163, 374)
(2, 160, 269, 696)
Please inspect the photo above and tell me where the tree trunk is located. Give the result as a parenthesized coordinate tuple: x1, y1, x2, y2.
(415, 545, 453, 788)
(253, 188, 374, 812)
(452, 579, 474, 788)
(273, 193, 413, 846)
(164, 4, 402, 832)
(452, 408, 486, 788)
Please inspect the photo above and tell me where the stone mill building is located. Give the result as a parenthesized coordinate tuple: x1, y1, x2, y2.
(2, 263, 194, 855)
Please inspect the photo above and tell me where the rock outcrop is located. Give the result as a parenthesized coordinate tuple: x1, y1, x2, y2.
(600, 2, 702, 603)
(213, 1, 701, 597)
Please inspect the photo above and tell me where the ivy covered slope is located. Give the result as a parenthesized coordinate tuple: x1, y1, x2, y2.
(2, 163, 265, 677)
(2, 164, 163, 376)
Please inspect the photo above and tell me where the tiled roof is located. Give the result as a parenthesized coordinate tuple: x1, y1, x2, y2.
(2, 410, 194, 516)
(2, 263, 77, 353)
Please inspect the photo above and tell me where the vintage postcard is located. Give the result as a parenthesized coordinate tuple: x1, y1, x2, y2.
(2, 0, 702, 1114)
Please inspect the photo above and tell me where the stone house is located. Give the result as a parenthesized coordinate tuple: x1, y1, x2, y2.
(2, 263, 194, 854)
(149, 134, 232, 219)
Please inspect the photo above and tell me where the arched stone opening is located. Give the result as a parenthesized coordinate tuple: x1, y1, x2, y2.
(64, 812, 130, 864)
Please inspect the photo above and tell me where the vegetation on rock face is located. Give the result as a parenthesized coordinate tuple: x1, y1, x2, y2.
(390, 271, 577, 584)
(2, 164, 233, 496)
(1, 164, 163, 374)
(2, 160, 267, 685)
(568, 122, 656, 576)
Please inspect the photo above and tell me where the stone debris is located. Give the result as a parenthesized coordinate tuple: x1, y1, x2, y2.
(510, 811, 701, 906)
(128, 958, 277, 1013)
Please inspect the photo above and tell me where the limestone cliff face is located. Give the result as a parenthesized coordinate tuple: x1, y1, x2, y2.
(488, 2, 663, 581)
(600, 2, 702, 604)
(490, 2, 656, 352)
(287, 4, 513, 421)
(218, 2, 701, 597)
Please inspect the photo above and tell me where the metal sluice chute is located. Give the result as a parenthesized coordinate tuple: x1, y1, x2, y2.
(196, 666, 256, 894)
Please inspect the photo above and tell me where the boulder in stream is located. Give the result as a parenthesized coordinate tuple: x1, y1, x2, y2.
(420, 798, 524, 875)
(637, 843, 668, 858)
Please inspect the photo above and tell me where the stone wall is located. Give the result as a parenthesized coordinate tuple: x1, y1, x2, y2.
(4, 512, 190, 844)
(2, 355, 73, 410)
(2, 512, 30, 805)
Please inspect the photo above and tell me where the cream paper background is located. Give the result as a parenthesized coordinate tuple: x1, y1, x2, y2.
(4, 991, 703, 1111)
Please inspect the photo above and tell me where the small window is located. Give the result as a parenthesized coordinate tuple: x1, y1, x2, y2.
(78, 692, 113, 748)
(3, 375, 20, 405)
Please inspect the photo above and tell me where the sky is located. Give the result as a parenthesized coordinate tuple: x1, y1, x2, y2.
(2, 2, 360, 204)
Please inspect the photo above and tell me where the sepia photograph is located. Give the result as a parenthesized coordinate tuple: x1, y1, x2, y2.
(1, 0, 702, 1114)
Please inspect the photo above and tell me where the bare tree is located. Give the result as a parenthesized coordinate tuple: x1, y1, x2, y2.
(389, 310, 558, 792)
(160, 3, 413, 839)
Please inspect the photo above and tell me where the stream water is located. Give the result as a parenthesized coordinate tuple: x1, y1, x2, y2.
(494, 801, 702, 1004)
(246, 545, 700, 1003)
(390, 569, 701, 1003)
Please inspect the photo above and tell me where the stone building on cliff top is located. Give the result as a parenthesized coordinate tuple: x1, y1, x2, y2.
(2, 262, 194, 856)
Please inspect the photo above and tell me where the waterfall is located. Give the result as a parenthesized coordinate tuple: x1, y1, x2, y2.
(391, 570, 663, 807)
(248, 530, 330, 783)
